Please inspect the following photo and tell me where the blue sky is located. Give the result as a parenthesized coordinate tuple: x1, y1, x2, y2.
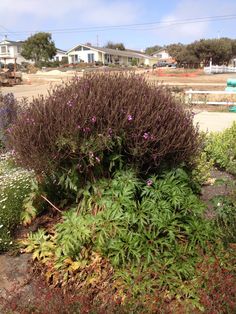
(1, 0, 236, 51)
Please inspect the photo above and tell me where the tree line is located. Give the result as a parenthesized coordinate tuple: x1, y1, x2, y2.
(21, 33, 236, 68)
(146, 38, 236, 67)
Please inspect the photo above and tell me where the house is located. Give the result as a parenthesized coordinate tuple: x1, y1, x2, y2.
(67, 44, 157, 66)
(151, 49, 175, 64)
(0, 36, 28, 65)
(53, 48, 68, 63)
(0, 36, 67, 65)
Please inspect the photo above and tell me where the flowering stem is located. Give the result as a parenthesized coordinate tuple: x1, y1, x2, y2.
(40, 195, 62, 213)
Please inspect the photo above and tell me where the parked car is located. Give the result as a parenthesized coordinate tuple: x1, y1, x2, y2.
(153, 62, 177, 69)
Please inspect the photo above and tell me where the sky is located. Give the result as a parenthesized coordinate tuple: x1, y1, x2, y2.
(0, 0, 236, 51)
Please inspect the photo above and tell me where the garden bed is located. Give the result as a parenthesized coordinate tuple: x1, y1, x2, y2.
(0, 74, 236, 313)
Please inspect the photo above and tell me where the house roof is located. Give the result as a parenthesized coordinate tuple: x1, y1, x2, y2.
(0, 39, 24, 46)
(67, 44, 156, 59)
(151, 49, 168, 56)
(56, 48, 67, 54)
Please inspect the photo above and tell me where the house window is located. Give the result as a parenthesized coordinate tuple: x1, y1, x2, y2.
(105, 54, 112, 63)
(1, 46, 7, 53)
(74, 55, 78, 62)
(88, 53, 94, 63)
(83, 47, 90, 51)
(75, 46, 82, 51)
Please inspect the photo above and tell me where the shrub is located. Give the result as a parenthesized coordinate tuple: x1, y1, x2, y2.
(0, 92, 18, 150)
(205, 122, 236, 174)
(0, 153, 34, 251)
(23, 169, 217, 289)
(191, 151, 214, 187)
(9, 73, 199, 182)
(210, 191, 236, 245)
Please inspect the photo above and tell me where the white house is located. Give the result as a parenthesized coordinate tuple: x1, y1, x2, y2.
(0, 36, 28, 65)
(53, 48, 68, 62)
(67, 44, 157, 66)
(151, 49, 171, 60)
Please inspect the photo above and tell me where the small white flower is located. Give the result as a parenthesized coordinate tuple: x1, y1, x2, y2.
(217, 202, 221, 207)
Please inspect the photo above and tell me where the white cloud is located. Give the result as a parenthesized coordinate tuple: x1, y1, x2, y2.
(153, 0, 236, 43)
(0, 0, 138, 27)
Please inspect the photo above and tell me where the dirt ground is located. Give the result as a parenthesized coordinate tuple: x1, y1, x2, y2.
(1, 69, 236, 132)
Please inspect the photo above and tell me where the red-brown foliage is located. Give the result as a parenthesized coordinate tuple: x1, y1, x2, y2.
(197, 257, 236, 314)
(9, 73, 199, 176)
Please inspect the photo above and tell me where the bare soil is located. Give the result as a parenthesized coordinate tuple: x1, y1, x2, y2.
(2, 69, 236, 101)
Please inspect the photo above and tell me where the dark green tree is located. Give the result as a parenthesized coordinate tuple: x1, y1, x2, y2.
(21, 32, 57, 64)
(166, 38, 235, 66)
(104, 41, 125, 50)
(145, 45, 162, 55)
(190, 38, 233, 65)
(166, 43, 185, 59)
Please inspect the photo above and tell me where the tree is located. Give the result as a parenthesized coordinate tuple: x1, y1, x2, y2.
(190, 38, 233, 65)
(21, 32, 57, 64)
(166, 43, 185, 59)
(104, 41, 125, 50)
(145, 45, 162, 55)
(166, 38, 235, 67)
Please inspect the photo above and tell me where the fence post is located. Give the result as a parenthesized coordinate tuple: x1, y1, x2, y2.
(188, 89, 192, 104)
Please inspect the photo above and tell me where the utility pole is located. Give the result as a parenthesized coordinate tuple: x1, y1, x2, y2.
(96, 34, 99, 47)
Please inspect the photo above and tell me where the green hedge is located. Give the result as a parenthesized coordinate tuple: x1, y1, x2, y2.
(205, 122, 236, 174)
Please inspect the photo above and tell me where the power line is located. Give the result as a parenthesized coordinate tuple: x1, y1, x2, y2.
(127, 15, 236, 31)
(1, 14, 236, 35)
(0, 24, 11, 37)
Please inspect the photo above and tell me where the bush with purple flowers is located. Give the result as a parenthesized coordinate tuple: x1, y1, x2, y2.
(9, 73, 199, 190)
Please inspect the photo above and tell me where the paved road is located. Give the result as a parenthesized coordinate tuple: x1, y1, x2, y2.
(193, 111, 236, 132)
(2, 76, 236, 133)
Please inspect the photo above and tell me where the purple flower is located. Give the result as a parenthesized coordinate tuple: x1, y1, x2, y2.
(146, 179, 153, 186)
(127, 114, 133, 121)
(95, 156, 101, 163)
(83, 127, 90, 133)
(67, 100, 73, 107)
(77, 125, 81, 129)
(91, 116, 96, 123)
(143, 132, 149, 140)
(108, 128, 112, 135)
